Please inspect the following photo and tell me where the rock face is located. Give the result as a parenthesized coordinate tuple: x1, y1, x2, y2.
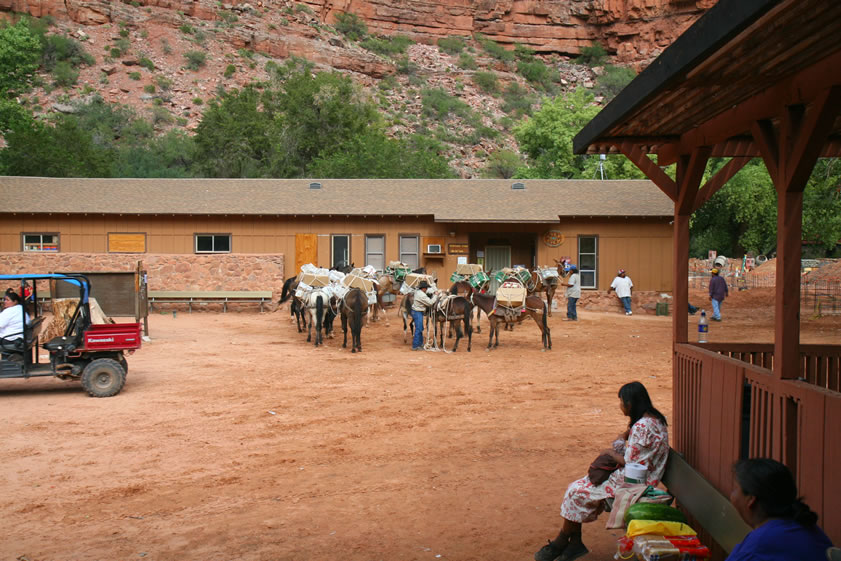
(1, 0, 715, 67)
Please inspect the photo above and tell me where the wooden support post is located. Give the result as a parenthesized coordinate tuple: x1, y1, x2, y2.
(751, 88, 841, 380)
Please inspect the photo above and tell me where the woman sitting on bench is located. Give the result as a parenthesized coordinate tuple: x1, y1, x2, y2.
(727, 458, 832, 561)
(534, 381, 669, 561)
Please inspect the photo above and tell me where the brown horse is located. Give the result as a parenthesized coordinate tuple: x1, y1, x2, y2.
(431, 294, 472, 352)
(340, 287, 368, 353)
(470, 292, 551, 351)
(528, 269, 559, 317)
(373, 267, 429, 323)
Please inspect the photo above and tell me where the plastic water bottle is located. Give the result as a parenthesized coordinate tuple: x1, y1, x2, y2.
(698, 310, 708, 343)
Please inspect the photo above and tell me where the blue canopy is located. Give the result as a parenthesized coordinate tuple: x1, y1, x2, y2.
(0, 274, 90, 302)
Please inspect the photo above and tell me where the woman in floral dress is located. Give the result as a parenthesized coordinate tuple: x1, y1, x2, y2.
(534, 381, 669, 561)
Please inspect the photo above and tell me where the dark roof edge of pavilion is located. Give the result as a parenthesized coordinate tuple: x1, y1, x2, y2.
(572, 0, 779, 154)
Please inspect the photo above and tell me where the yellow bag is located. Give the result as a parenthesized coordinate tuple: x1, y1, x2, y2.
(625, 520, 696, 537)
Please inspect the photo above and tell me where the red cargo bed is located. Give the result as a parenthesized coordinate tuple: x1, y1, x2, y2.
(83, 323, 142, 351)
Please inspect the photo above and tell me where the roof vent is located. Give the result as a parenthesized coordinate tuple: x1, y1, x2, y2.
(511, 182, 525, 190)
(309, 182, 322, 190)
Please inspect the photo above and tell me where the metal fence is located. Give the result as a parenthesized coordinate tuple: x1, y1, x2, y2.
(688, 273, 841, 315)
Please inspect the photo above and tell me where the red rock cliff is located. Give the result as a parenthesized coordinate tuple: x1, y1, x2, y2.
(0, 0, 717, 67)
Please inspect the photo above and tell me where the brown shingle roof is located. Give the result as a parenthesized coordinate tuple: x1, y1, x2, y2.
(0, 177, 672, 222)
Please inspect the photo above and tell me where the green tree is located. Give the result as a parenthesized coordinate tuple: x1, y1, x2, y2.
(268, 70, 380, 176)
(802, 159, 841, 254)
(192, 87, 271, 177)
(514, 88, 601, 178)
(0, 116, 113, 177)
(307, 130, 454, 179)
(112, 129, 196, 178)
(481, 149, 522, 179)
(0, 20, 42, 96)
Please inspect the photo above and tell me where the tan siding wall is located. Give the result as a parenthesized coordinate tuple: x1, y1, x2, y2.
(0, 215, 673, 290)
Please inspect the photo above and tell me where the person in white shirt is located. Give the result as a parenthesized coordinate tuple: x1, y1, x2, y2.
(410, 280, 438, 350)
(0, 291, 30, 357)
(561, 265, 580, 321)
(608, 269, 634, 315)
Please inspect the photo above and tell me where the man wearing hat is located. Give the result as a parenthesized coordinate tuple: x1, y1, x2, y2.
(608, 269, 634, 315)
(411, 280, 438, 350)
(560, 264, 580, 321)
(709, 267, 728, 321)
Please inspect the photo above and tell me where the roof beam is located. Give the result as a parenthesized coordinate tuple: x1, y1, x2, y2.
(618, 142, 677, 201)
(676, 147, 711, 215)
(693, 157, 751, 212)
(659, 49, 841, 161)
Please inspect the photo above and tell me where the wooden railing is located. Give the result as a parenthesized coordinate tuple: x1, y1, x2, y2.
(699, 342, 841, 392)
(673, 342, 841, 552)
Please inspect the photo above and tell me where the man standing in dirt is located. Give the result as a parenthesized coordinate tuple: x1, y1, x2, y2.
(608, 269, 634, 315)
(561, 265, 580, 321)
(709, 268, 728, 321)
(411, 280, 438, 350)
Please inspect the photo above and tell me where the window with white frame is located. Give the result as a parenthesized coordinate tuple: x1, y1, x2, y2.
(331, 234, 350, 269)
(195, 233, 231, 253)
(366, 235, 385, 272)
(22, 233, 59, 252)
(399, 235, 419, 269)
(578, 235, 598, 289)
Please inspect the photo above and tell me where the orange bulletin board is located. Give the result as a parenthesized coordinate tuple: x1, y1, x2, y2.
(108, 233, 146, 253)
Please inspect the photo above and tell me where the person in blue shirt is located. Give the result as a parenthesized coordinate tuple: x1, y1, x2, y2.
(727, 458, 833, 561)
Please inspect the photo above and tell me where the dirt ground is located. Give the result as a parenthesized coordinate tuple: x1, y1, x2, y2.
(2, 289, 839, 561)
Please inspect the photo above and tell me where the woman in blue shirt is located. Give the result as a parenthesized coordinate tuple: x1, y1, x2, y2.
(727, 458, 833, 561)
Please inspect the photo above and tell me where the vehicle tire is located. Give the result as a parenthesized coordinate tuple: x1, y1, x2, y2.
(119, 356, 128, 374)
(81, 358, 126, 398)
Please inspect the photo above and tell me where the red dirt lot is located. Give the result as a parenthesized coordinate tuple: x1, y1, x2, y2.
(1, 292, 838, 561)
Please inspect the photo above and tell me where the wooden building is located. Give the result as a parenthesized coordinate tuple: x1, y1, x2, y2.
(0, 177, 674, 290)
(574, 0, 841, 555)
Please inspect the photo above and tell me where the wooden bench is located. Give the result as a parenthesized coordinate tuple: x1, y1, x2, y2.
(147, 291, 273, 313)
(661, 449, 751, 558)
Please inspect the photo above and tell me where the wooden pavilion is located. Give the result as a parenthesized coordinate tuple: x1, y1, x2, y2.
(574, 0, 841, 553)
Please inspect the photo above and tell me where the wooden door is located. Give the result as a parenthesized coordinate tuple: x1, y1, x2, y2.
(295, 234, 318, 273)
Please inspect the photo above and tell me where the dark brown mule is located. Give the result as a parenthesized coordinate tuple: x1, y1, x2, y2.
(448, 281, 483, 333)
(340, 287, 368, 353)
(470, 292, 551, 351)
(431, 295, 472, 352)
(399, 292, 414, 343)
(528, 270, 559, 317)
(279, 275, 307, 333)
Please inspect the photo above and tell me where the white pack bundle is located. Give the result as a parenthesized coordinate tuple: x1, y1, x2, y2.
(295, 281, 312, 299)
(300, 263, 318, 275)
(399, 281, 413, 295)
(316, 267, 331, 276)
(321, 285, 334, 300)
(362, 265, 377, 277)
(367, 290, 378, 306)
(540, 267, 559, 279)
(328, 269, 346, 283)
(332, 284, 349, 300)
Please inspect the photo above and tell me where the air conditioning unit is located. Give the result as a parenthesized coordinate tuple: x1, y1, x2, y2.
(427, 244, 442, 254)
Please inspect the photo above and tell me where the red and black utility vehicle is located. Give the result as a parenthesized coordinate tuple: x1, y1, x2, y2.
(0, 274, 141, 397)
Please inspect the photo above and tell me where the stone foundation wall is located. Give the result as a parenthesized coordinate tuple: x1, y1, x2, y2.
(0, 253, 286, 311)
(552, 290, 672, 316)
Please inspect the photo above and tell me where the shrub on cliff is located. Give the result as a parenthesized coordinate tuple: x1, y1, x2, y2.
(578, 41, 607, 67)
(437, 37, 466, 55)
(334, 12, 368, 41)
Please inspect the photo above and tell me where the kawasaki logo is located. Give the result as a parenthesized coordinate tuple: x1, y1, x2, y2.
(88, 337, 115, 343)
